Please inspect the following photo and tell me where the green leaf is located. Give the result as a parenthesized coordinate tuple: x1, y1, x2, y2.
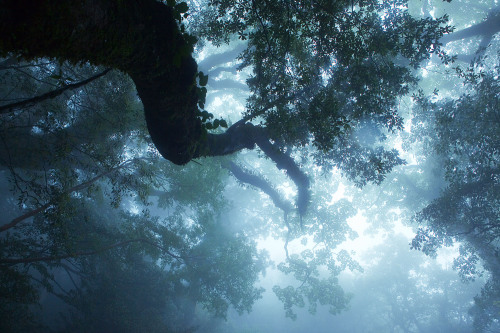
(198, 86, 207, 98)
(201, 110, 210, 121)
(198, 72, 209, 87)
(175, 2, 189, 14)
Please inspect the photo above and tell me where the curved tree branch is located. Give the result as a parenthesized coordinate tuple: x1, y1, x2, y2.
(252, 128, 310, 217)
(0, 0, 311, 214)
(222, 160, 295, 256)
(223, 161, 293, 214)
(0, 159, 135, 232)
(197, 122, 310, 215)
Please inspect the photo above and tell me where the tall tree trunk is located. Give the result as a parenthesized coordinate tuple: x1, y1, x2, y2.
(1, 0, 202, 165)
(0, 0, 310, 213)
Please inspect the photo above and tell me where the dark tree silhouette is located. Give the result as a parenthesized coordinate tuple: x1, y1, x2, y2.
(0, 0, 312, 214)
(0, 68, 111, 113)
(0, 0, 451, 216)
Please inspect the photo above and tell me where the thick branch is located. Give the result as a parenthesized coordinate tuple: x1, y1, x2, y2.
(0, 0, 312, 215)
(198, 44, 246, 72)
(440, 14, 500, 45)
(223, 161, 293, 214)
(253, 129, 310, 217)
(204, 123, 310, 215)
(223, 159, 295, 256)
(0, 68, 111, 113)
(0, 0, 202, 165)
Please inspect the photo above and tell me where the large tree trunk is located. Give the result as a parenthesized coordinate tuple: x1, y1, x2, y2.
(1, 0, 203, 165)
(0, 0, 310, 213)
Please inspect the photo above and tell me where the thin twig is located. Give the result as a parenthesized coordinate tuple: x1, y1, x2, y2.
(0, 68, 111, 114)
(0, 238, 183, 265)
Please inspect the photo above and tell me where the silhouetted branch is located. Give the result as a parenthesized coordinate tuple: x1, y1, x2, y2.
(0, 68, 111, 113)
(0, 238, 183, 265)
(440, 13, 500, 46)
(223, 160, 300, 256)
(223, 161, 293, 214)
(0, 159, 135, 232)
(252, 127, 310, 217)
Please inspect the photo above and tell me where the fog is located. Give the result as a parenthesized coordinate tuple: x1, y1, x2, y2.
(1, 0, 499, 332)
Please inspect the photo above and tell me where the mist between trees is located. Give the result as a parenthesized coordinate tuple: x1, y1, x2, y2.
(0, 0, 499, 332)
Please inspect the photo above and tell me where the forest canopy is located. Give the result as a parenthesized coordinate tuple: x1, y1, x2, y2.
(0, 0, 454, 216)
(0, 0, 499, 332)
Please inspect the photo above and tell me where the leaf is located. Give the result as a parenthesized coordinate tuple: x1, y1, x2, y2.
(175, 2, 189, 14)
(198, 72, 209, 87)
(198, 86, 207, 98)
(201, 110, 212, 121)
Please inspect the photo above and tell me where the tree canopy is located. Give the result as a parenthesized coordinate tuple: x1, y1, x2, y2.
(0, 0, 454, 217)
(1, 0, 499, 332)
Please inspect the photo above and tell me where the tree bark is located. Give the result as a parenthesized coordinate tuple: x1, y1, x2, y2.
(223, 161, 293, 214)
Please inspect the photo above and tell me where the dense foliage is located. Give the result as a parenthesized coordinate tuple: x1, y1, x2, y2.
(0, 0, 499, 332)
(409, 56, 500, 331)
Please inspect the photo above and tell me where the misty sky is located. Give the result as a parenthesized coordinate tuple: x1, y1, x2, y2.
(1, 1, 499, 332)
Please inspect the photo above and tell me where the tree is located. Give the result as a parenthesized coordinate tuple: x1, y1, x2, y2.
(2, 0, 474, 330)
(439, 6, 500, 62)
(0, 0, 453, 217)
(0, 59, 268, 330)
(409, 56, 500, 331)
(335, 235, 481, 333)
(439, 8, 500, 46)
